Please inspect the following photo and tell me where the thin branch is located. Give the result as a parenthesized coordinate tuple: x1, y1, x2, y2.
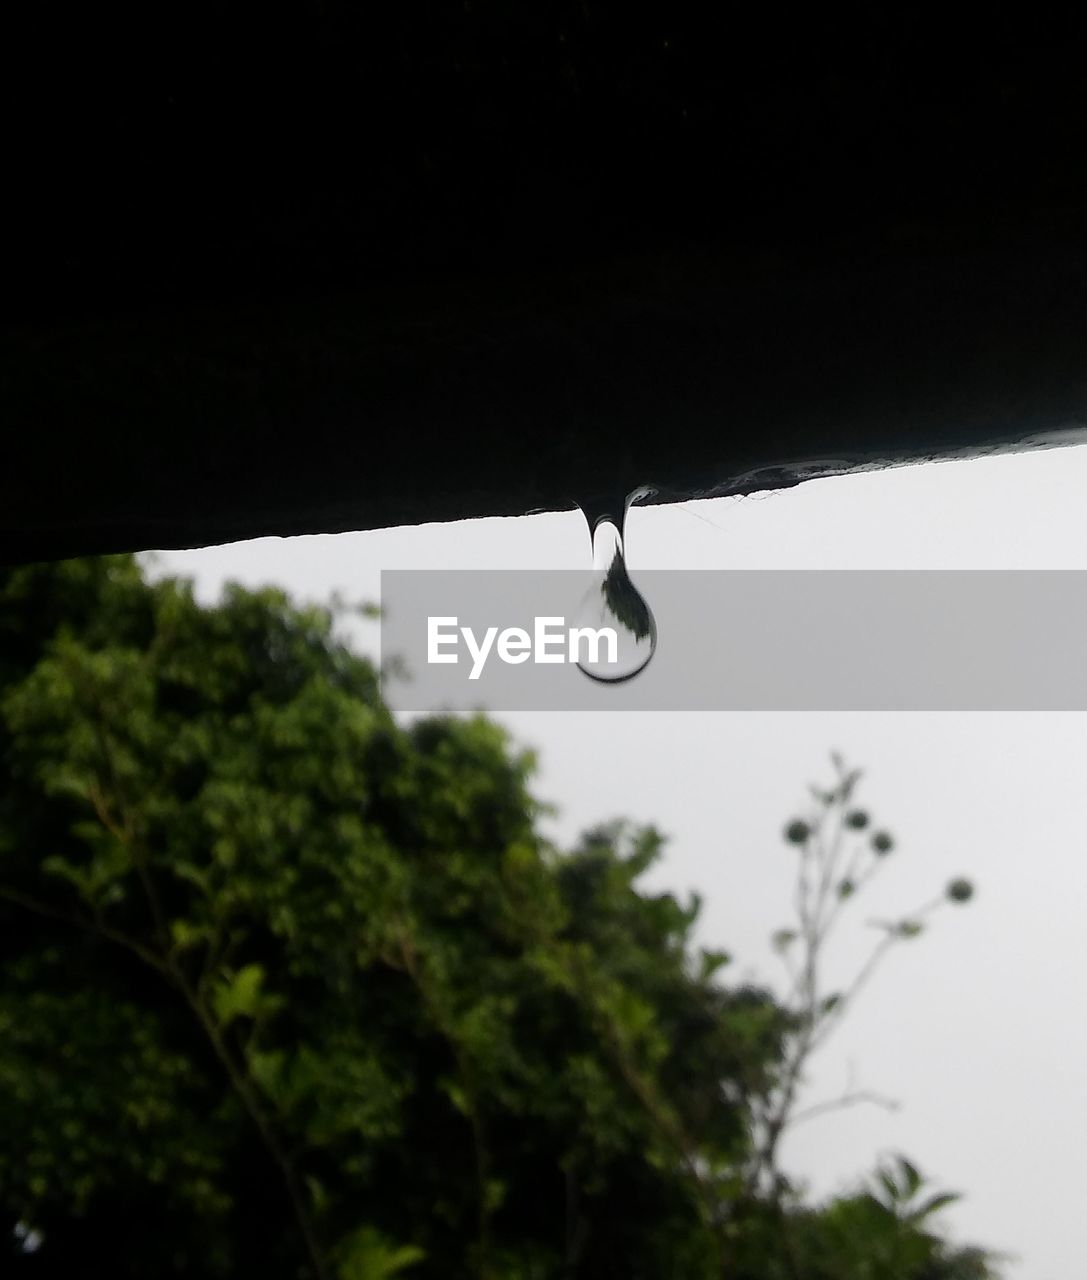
(88, 722, 172, 955)
(812, 802, 846, 931)
(790, 1089, 901, 1128)
(0, 883, 169, 977)
(829, 931, 896, 1016)
(178, 983, 329, 1280)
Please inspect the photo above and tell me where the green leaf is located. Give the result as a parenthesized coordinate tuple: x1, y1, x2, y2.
(247, 1049, 286, 1099)
(305, 1174, 330, 1215)
(337, 1226, 425, 1280)
(912, 1190, 961, 1220)
(877, 1168, 902, 1206)
(898, 1155, 923, 1197)
(698, 948, 731, 980)
(212, 964, 267, 1027)
(170, 919, 210, 952)
(42, 856, 94, 898)
(442, 1080, 471, 1117)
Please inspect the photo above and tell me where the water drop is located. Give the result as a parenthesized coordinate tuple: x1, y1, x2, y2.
(574, 489, 658, 683)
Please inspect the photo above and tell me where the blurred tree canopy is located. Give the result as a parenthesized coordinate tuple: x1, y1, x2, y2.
(0, 557, 1002, 1278)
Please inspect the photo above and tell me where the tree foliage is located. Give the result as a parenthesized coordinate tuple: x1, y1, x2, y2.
(0, 557, 1002, 1278)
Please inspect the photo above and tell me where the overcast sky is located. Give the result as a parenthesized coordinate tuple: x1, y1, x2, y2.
(150, 443, 1087, 1280)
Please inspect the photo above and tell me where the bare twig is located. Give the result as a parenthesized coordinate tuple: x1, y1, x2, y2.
(790, 1089, 901, 1128)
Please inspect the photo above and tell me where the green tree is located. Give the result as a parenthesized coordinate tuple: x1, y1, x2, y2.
(0, 557, 1002, 1279)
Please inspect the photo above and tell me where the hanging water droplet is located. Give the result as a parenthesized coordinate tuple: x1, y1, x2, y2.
(574, 489, 657, 683)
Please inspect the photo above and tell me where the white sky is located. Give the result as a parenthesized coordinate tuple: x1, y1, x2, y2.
(149, 444, 1087, 1280)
